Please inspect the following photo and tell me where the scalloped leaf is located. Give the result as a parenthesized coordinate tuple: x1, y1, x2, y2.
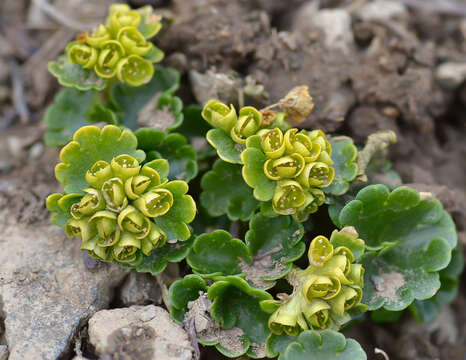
(135, 128, 198, 182)
(120, 235, 194, 275)
(206, 129, 244, 164)
(44, 88, 99, 147)
(200, 160, 259, 221)
(409, 247, 464, 322)
(48, 56, 108, 91)
(55, 125, 146, 194)
(109, 66, 179, 130)
(187, 230, 252, 278)
(208, 276, 273, 358)
(156, 92, 184, 131)
(169, 274, 208, 323)
(339, 185, 457, 311)
(244, 214, 305, 289)
(280, 330, 367, 360)
(324, 136, 358, 196)
(187, 215, 305, 290)
(241, 142, 275, 202)
(154, 180, 196, 242)
(85, 102, 118, 125)
(137, 5, 163, 39)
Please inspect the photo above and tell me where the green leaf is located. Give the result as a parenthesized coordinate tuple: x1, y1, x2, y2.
(154, 180, 196, 242)
(187, 230, 252, 278)
(85, 102, 118, 125)
(177, 105, 211, 138)
(208, 276, 273, 358)
(241, 141, 275, 202)
(324, 136, 358, 196)
(200, 160, 259, 221)
(109, 66, 179, 130)
(45, 192, 81, 227)
(206, 129, 244, 164)
(409, 247, 464, 322)
(44, 88, 99, 147)
(340, 185, 457, 311)
(48, 56, 108, 91)
(169, 274, 208, 323)
(135, 128, 198, 182)
(155, 92, 184, 131)
(280, 330, 367, 360)
(120, 235, 194, 275)
(244, 214, 305, 289)
(55, 125, 146, 194)
(137, 5, 163, 39)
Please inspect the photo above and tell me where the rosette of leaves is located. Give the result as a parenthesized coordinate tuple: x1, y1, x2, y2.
(261, 228, 365, 336)
(187, 214, 305, 289)
(241, 128, 334, 221)
(135, 127, 197, 182)
(339, 184, 457, 311)
(46, 125, 196, 267)
(201, 100, 290, 164)
(200, 160, 259, 221)
(169, 275, 273, 358)
(49, 3, 163, 89)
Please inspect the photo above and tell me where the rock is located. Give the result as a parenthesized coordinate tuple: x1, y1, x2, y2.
(0, 221, 128, 360)
(295, 6, 354, 54)
(88, 305, 193, 360)
(0, 346, 8, 360)
(357, 0, 408, 22)
(119, 272, 162, 306)
(435, 62, 466, 90)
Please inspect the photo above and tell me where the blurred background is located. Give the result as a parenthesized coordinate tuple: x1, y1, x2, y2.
(0, 0, 465, 359)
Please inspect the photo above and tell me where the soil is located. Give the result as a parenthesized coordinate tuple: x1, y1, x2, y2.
(0, 0, 465, 359)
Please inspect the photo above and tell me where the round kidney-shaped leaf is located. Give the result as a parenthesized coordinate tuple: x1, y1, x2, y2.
(339, 185, 457, 311)
(280, 330, 367, 360)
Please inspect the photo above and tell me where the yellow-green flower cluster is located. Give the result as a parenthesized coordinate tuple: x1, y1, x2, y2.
(64, 155, 173, 263)
(261, 128, 334, 221)
(66, 4, 162, 86)
(264, 230, 364, 334)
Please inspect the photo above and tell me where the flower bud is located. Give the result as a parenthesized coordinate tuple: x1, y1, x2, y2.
(302, 275, 341, 301)
(85, 160, 113, 189)
(201, 100, 237, 133)
(110, 154, 140, 181)
(125, 175, 152, 200)
(133, 188, 173, 217)
(301, 297, 330, 329)
(328, 286, 362, 315)
(95, 40, 126, 78)
(264, 154, 305, 180)
(117, 26, 151, 56)
(116, 54, 154, 87)
(268, 295, 306, 336)
(66, 42, 98, 69)
(284, 128, 318, 161)
(86, 24, 111, 48)
(89, 210, 119, 246)
(70, 188, 105, 219)
(308, 235, 334, 267)
(309, 130, 333, 165)
(65, 218, 96, 243)
(297, 162, 334, 188)
(141, 223, 167, 255)
(260, 128, 286, 159)
(109, 8, 141, 35)
(113, 232, 141, 262)
(231, 106, 262, 144)
(272, 180, 306, 215)
(293, 188, 325, 222)
(117, 205, 151, 239)
(102, 177, 128, 212)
